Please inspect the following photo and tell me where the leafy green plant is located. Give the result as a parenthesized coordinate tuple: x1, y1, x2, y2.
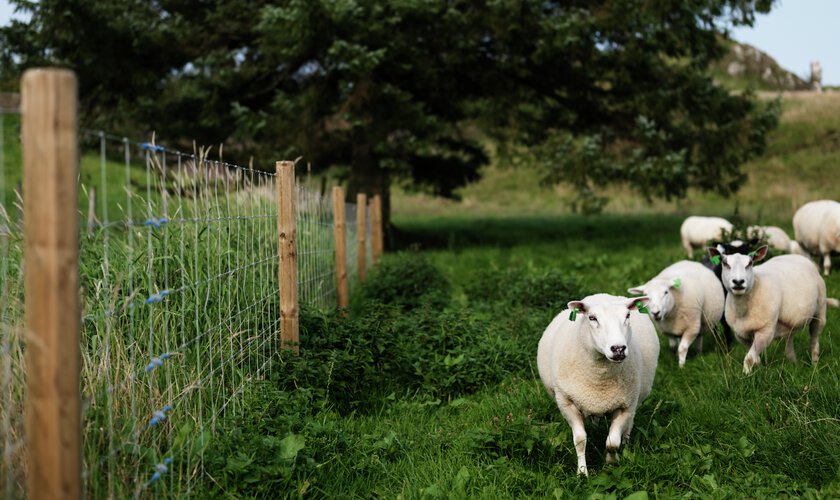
(360, 251, 451, 311)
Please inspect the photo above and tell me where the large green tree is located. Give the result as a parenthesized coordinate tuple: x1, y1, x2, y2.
(1, 0, 778, 229)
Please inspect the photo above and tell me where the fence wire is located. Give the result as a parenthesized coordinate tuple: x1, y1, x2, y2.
(0, 109, 23, 500)
(0, 108, 370, 498)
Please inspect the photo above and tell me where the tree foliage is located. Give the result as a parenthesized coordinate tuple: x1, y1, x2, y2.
(1, 0, 779, 220)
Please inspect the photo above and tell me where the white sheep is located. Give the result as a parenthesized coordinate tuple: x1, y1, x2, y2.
(537, 294, 659, 475)
(680, 216, 733, 258)
(627, 261, 724, 368)
(747, 225, 797, 254)
(708, 245, 826, 374)
(793, 200, 840, 275)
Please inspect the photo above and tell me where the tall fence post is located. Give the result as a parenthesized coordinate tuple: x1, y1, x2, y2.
(22, 68, 82, 500)
(356, 193, 367, 282)
(332, 186, 349, 311)
(276, 160, 299, 352)
(371, 194, 383, 266)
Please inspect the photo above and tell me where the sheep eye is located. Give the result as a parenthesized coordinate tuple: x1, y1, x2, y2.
(723, 262, 731, 269)
(625, 313, 630, 320)
(588, 315, 597, 322)
(664, 291, 668, 295)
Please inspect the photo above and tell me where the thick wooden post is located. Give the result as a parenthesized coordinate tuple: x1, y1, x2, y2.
(22, 68, 82, 500)
(276, 161, 299, 352)
(356, 193, 367, 282)
(371, 194, 383, 266)
(332, 186, 349, 310)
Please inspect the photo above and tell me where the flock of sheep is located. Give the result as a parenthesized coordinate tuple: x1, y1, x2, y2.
(536, 199, 840, 476)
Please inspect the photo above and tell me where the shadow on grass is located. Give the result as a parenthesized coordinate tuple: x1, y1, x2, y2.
(393, 213, 687, 251)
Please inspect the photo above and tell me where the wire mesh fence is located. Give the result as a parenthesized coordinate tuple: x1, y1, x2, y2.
(0, 102, 376, 498)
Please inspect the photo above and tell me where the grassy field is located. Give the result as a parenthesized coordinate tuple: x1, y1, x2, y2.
(194, 90, 840, 497)
(3, 87, 840, 497)
(392, 91, 840, 228)
(196, 213, 840, 498)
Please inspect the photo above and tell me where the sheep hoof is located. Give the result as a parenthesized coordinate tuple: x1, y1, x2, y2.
(605, 451, 619, 464)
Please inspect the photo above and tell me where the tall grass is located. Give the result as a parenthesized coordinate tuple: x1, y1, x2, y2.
(1, 124, 357, 497)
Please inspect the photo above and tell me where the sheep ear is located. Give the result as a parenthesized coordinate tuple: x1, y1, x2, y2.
(567, 301, 587, 313)
(627, 286, 645, 295)
(628, 296, 650, 311)
(751, 245, 769, 262)
(707, 246, 722, 265)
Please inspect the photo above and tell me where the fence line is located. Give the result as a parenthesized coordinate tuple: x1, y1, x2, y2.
(0, 68, 384, 498)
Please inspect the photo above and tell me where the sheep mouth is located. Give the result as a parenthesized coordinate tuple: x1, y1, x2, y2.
(730, 286, 747, 293)
(609, 354, 626, 363)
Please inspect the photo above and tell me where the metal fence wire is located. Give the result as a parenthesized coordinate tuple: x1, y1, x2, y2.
(0, 107, 374, 498)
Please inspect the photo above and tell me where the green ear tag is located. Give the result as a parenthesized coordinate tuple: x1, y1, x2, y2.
(748, 250, 757, 258)
(672, 278, 681, 288)
(711, 255, 721, 265)
(569, 307, 579, 321)
(635, 301, 649, 314)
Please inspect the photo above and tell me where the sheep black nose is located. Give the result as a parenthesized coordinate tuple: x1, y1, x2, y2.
(732, 279, 745, 287)
(610, 345, 626, 356)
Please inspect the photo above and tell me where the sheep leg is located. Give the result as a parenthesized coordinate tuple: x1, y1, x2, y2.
(695, 334, 704, 354)
(682, 238, 694, 259)
(743, 328, 774, 374)
(605, 407, 634, 465)
(667, 336, 678, 351)
(677, 326, 701, 368)
(784, 332, 797, 363)
(822, 253, 831, 276)
(555, 394, 588, 476)
(809, 316, 824, 364)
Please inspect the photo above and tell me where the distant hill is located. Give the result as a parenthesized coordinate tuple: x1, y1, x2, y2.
(710, 39, 812, 91)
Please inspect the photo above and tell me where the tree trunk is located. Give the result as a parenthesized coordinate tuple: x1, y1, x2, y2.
(346, 141, 392, 249)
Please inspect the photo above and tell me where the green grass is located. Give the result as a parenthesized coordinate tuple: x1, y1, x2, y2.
(5, 89, 840, 497)
(192, 214, 840, 498)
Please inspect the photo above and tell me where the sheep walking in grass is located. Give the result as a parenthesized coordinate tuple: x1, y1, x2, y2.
(537, 294, 659, 475)
(708, 245, 826, 374)
(700, 239, 761, 348)
(747, 225, 800, 254)
(680, 216, 734, 258)
(628, 261, 724, 368)
(793, 200, 840, 275)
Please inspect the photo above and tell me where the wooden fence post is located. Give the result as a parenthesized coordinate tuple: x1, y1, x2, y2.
(22, 68, 82, 500)
(332, 186, 349, 310)
(276, 160, 299, 352)
(371, 194, 383, 266)
(86, 187, 96, 236)
(356, 193, 367, 282)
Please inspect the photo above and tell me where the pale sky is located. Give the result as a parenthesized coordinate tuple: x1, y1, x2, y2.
(0, 0, 837, 85)
(729, 0, 840, 85)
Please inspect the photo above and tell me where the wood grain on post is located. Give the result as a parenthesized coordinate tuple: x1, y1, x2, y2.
(332, 186, 349, 311)
(371, 194, 383, 266)
(276, 161, 299, 352)
(356, 193, 367, 282)
(22, 68, 82, 500)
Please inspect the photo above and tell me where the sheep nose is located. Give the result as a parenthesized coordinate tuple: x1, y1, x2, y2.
(732, 279, 745, 287)
(610, 345, 626, 356)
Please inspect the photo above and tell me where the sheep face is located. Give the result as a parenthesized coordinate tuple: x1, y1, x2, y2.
(627, 279, 676, 321)
(711, 245, 768, 295)
(567, 297, 650, 363)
